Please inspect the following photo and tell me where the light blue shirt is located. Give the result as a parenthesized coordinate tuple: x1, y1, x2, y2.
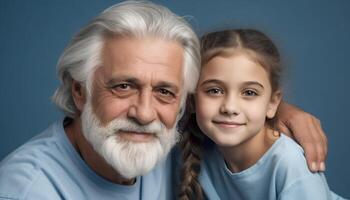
(0, 119, 174, 200)
(200, 134, 346, 200)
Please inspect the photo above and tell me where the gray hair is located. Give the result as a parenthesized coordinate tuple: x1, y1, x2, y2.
(52, 1, 200, 117)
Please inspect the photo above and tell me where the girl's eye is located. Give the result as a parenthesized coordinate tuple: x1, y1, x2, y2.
(242, 89, 258, 96)
(206, 88, 223, 95)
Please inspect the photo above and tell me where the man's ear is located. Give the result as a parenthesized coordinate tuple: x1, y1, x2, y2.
(267, 90, 282, 119)
(71, 80, 86, 112)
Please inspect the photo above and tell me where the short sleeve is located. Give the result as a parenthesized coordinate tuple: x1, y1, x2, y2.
(278, 174, 332, 200)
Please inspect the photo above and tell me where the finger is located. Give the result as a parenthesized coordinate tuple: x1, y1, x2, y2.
(311, 117, 327, 171)
(302, 142, 318, 172)
(300, 115, 320, 172)
(315, 142, 326, 171)
(305, 115, 325, 172)
(314, 118, 328, 157)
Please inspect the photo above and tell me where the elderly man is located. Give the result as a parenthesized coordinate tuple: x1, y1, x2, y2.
(0, 1, 326, 199)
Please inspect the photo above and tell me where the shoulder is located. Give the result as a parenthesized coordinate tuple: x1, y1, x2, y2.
(269, 135, 315, 180)
(271, 135, 332, 199)
(277, 173, 333, 200)
(270, 134, 309, 171)
(0, 121, 64, 199)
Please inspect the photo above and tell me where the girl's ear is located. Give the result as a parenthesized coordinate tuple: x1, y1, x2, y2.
(71, 80, 86, 112)
(267, 90, 282, 119)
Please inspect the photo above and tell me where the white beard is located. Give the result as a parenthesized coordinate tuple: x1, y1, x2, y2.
(81, 101, 180, 179)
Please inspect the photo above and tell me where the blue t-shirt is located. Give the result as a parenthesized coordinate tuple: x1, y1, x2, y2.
(0, 119, 174, 200)
(200, 134, 346, 200)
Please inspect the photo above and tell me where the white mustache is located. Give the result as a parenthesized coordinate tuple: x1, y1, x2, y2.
(105, 118, 166, 138)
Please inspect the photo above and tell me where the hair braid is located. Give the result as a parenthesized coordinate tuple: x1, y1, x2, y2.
(179, 114, 204, 200)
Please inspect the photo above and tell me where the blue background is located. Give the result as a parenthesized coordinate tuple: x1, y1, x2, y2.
(0, 0, 349, 197)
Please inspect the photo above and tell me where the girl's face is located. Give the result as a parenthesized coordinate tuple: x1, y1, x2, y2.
(195, 53, 281, 148)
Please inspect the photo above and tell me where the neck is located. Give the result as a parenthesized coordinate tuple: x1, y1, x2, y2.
(218, 127, 279, 173)
(65, 117, 136, 185)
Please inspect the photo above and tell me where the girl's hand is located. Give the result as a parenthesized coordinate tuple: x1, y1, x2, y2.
(275, 102, 328, 172)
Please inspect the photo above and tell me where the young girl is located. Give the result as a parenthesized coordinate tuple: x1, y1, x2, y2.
(179, 29, 344, 199)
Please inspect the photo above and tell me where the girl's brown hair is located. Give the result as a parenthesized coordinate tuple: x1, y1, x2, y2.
(179, 29, 282, 200)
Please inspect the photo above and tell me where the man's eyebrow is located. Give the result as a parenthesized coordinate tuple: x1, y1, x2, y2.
(105, 76, 140, 86)
(105, 77, 180, 92)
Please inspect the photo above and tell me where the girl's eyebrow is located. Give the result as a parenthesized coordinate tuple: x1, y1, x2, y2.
(241, 81, 264, 89)
(200, 79, 224, 86)
(200, 79, 264, 89)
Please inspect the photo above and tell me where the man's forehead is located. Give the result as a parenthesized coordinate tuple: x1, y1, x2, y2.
(99, 36, 185, 83)
(103, 36, 184, 61)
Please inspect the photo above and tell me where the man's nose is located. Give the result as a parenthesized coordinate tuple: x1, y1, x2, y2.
(127, 90, 157, 125)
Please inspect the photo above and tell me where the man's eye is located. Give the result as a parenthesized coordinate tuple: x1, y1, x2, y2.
(158, 88, 174, 97)
(242, 89, 258, 96)
(110, 83, 135, 97)
(155, 88, 176, 103)
(113, 83, 131, 90)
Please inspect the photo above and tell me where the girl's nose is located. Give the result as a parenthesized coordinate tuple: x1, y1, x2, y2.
(220, 95, 240, 116)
